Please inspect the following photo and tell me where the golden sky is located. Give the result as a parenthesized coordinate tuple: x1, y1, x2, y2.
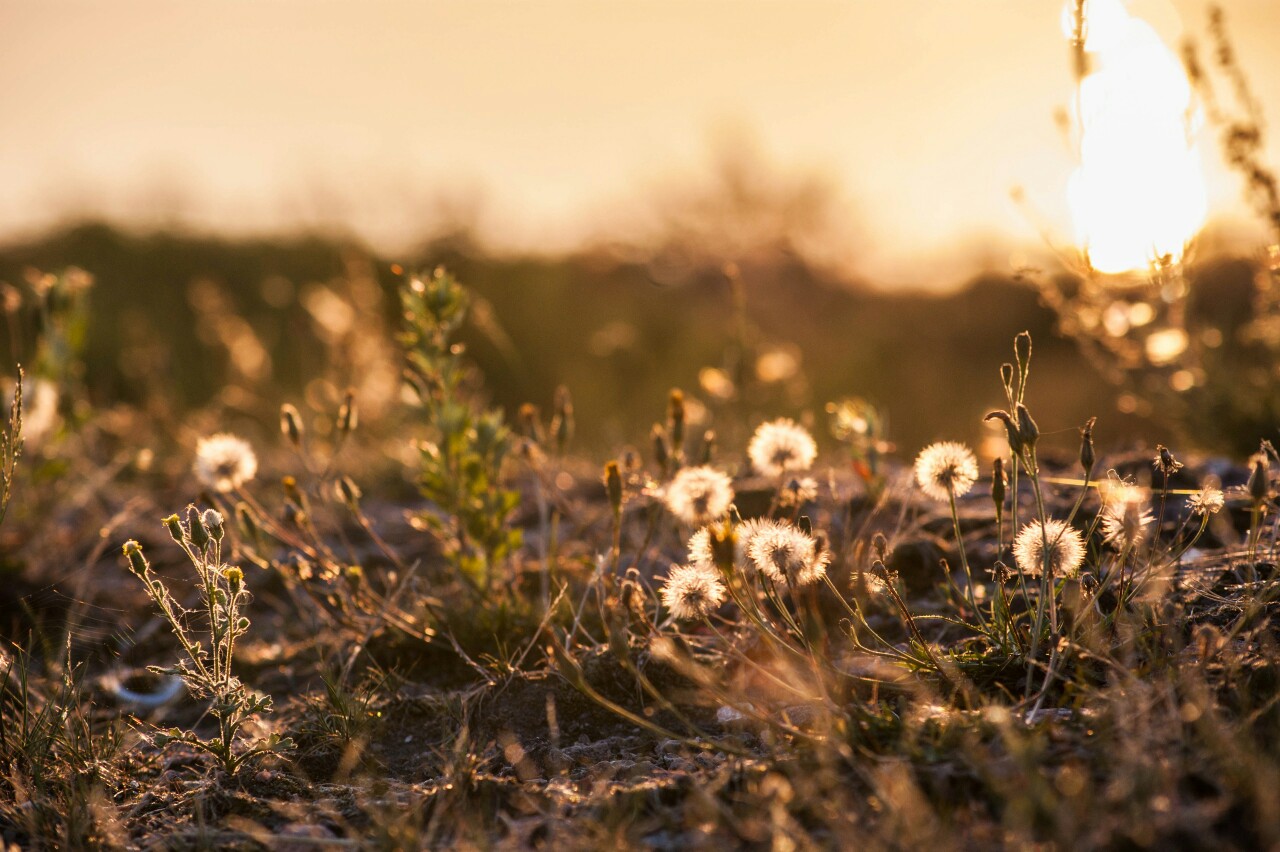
(3, 1, 1278, 286)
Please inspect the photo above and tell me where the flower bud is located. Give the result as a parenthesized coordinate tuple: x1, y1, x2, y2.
(282, 475, 303, 507)
(871, 532, 890, 564)
(187, 505, 210, 550)
(224, 566, 244, 594)
(280, 404, 303, 448)
(122, 540, 149, 576)
(667, 388, 685, 458)
(337, 388, 358, 436)
(1015, 403, 1039, 450)
(551, 385, 573, 455)
(984, 410, 1022, 456)
(164, 514, 184, 545)
(1248, 455, 1270, 505)
(991, 457, 1007, 513)
(699, 429, 716, 466)
(603, 461, 623, 518)
(518, 403, 544, 444)
(651, 424, 670, 476)
(235, 502, 259, 542)
(337, 476, 362, 509)
(1080, 417, 1096, 477)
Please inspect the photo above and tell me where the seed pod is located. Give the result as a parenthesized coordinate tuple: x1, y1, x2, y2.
(280, 404, 303, 448)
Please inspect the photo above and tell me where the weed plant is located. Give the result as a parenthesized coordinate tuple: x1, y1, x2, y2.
(121, 509, 292, 776)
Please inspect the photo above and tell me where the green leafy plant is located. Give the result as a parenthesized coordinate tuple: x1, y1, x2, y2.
(400, 268, 521, 590)
(121, 508, 292, 775)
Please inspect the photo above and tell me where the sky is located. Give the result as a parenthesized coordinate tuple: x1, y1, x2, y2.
(2, 0, 1279, 288)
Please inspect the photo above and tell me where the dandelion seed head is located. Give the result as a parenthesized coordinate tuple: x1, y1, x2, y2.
(914, 441, 980, 501)
(1100, 484, 1153, 549)
(1187, 486, 1225, 516)
(688, 527, 713, 566)
(1013, 519, 1086, 578)
(747, 523, 829, 587)
(194, 433, 258, 493)
(748, 418, 818, 478)
(660, 564, 727, 621)
(664, 465, 734, 525)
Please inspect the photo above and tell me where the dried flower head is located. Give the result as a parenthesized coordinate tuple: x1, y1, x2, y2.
(664, 465, 734, 526)
(1013, 520, 1086, 578)
(660, 564, 727, 621)
(1100, 484, 1153, 549)
(748, 418, 818, 478)
(194, 433, 258, 493)
(914, 441, 980, 501)
(1153, 444, 1183, 478)
(778, 476, 819, 508)
(864, 561, 898, 595)
(1188, 486, 1225, 516)
(746, 522, 829, 587)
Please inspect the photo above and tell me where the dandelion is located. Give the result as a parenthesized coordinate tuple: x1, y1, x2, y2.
(664, 465, 733, 525)
(778, 476, 819, 508)
(748, 418, 817, 478)
(1099, 484, 1153, 549)
(746, 523, 829, 587)
(1013, 520, 1086, 578)
(194, 433, 258, 493)
(1187, 486, 1225, 516)
(914, 441, 979, 501)
(660, 564, 726, 621)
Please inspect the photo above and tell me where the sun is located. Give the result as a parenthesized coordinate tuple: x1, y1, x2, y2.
(1065, 0, 1208, 275)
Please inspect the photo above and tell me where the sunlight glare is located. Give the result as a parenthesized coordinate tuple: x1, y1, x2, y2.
(1064, 0, 1207, 274)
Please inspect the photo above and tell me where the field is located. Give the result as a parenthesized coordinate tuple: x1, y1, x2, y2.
(4, 4, 1280, 847)
(0, 225, 1278, 850)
